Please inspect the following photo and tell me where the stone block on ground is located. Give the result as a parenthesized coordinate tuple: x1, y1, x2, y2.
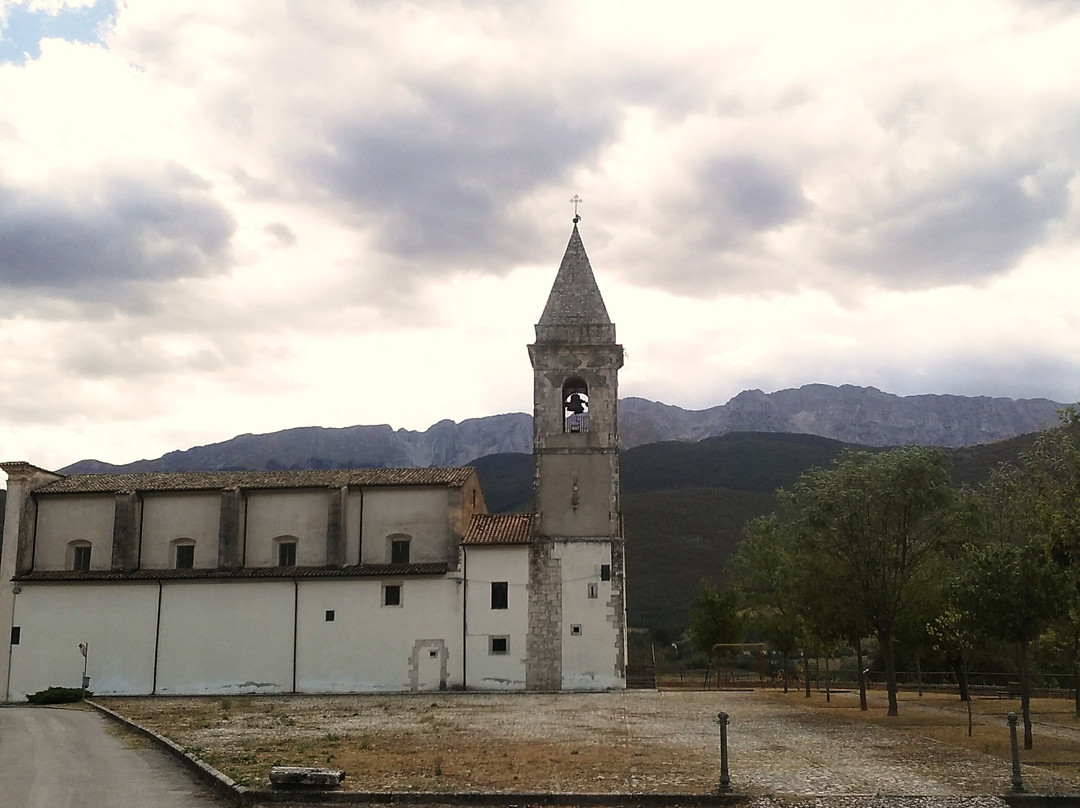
(269, 766, 345, 789)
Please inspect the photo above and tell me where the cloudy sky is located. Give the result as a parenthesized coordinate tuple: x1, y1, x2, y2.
(2, 0, 1080, 472)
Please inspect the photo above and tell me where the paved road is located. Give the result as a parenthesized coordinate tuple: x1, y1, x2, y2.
(0, 705, 227, 808)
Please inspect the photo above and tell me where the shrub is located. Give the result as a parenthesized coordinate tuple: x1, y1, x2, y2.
(26, 686, 88, 704)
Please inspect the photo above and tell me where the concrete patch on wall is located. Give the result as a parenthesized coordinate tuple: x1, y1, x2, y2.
(409, 639, 448, 691)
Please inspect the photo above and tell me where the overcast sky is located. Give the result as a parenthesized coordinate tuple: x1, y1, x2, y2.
(2, 0, 1080, 472)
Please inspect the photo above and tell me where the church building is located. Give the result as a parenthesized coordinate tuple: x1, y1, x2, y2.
(0, 223, 627, 699)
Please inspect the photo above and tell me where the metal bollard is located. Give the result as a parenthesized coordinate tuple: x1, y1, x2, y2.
(1007, 711, 1024, 792)
(716, 711, 731, 793)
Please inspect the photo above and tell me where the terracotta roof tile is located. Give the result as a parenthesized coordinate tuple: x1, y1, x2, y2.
(35, 467, 476, 495)
(462, 513, 534, 545)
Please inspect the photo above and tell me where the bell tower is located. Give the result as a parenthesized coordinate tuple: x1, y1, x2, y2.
(525, 218, 626, 690)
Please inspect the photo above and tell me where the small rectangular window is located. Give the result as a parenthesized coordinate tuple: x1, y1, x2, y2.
(390, 539, 410, 564)
(489, 635, 509, 655)
(600, 564, 611, 581)
(278, 541, 297, 566)
(570, 624, 582, 636)
(10, 627, 20, 645)
(73, 545, 91, 571)
(325, 610, 335, 622)
(383, 584, 402, 607)
(175, 544, 195, 570)
(491, 581, 508, 610)
(587, 582, 598, 599)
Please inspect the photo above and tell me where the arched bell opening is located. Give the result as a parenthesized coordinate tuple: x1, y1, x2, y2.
(562, 378, 589, 433)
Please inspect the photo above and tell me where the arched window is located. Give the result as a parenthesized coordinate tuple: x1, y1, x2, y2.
(67, 540, 92, 571)
(274, 535, 299, 566)
(389, 533, 411, 564)
(562, 378, 589, 433)
(172, 538, 196, 570)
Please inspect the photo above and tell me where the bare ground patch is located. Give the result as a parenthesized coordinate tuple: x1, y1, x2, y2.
(97, 689, 1080, 796)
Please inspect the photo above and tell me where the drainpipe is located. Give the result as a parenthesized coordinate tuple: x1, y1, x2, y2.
(152, 580, 162, 694)
(461, 548, 468, 691)
(5, 585, 19, 701)
(292, 579, 299, 693)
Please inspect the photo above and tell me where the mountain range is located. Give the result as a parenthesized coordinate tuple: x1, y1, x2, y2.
(61, 384, 1066, 474)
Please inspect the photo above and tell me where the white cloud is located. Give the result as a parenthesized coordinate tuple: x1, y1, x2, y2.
(2, 0, 1080, 471)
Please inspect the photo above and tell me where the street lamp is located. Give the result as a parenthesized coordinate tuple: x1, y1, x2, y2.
(78, 642, 89, 699)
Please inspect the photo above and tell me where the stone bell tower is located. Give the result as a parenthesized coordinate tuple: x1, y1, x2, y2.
(525, 218, 626, 691)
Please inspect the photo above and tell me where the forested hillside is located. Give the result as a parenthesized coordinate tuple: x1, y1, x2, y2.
(472, 431, 1035, 636)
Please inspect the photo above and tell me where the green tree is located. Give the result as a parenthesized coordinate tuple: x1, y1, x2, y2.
(957, 462, 1065, 749)
(774, 447, 954, 716)
(687, 580, 743, 677)
(1022, 407, 1080, 714)
(733, 515, 807, 692)
(954, 539, 1062, 749)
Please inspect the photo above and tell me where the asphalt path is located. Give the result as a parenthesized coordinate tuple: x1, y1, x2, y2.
(0, 705, 226, 808)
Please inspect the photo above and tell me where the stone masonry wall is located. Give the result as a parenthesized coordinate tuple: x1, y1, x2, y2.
(526, 539, 562, 690)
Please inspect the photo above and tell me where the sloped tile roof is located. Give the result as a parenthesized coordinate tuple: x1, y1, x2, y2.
(34, 467, 477, 495)
(462, 513, 534, 545)
(14, 562, 450, 582)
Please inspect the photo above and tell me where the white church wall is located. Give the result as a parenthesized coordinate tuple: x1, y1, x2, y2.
(245, 490, 329, 567)
(294, 577, 463, 692)
(140, 491, 221, 569)
(362, 488, 452, 564)
(34, 494, 115, 570)
(556, 541, 624, 691)
(155, 581, 294, 694)
(464, 546, 528, 690)
(7, 583, 158, 701)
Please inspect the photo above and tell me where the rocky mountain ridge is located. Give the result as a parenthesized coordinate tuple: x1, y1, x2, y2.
(61, 384, 1066, 474)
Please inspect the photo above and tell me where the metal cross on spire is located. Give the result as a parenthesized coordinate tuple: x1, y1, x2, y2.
(570, 194, 582, 223)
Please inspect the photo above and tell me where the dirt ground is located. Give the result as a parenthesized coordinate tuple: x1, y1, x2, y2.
(97, 688, 1080, 796)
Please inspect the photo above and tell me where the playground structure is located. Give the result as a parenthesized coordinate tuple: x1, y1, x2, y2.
(708, 642, 768, 688)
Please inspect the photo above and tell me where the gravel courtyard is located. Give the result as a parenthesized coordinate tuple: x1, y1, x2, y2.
(99, 688, 1080, 799)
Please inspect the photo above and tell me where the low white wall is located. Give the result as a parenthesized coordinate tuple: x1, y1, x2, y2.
(4, 576, 471, 700)
(156, 581, 295, 694)
(7, 583, 158, 700)
(295, 578, 463, 692)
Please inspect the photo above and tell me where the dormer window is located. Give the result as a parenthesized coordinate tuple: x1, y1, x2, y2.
(562, 378, 589, 433)
(390, 535, 411, 564)
(275, 536, 298, 566)
(68, 541, 92, 571)
(173, 539, 196, 570)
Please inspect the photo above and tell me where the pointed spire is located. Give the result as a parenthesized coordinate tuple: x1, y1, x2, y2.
(535, 224, 616, 345)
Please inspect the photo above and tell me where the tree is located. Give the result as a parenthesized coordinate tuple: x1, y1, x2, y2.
(1022, 407, 1080, 714)
(732, 515, 808, 693)
(954, 539, 1062, 749)
(957, 462, 1065, 750)
(774, 447, 954, 716)
(928, 606, 979, 734)
(687, 580, 743, 681)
